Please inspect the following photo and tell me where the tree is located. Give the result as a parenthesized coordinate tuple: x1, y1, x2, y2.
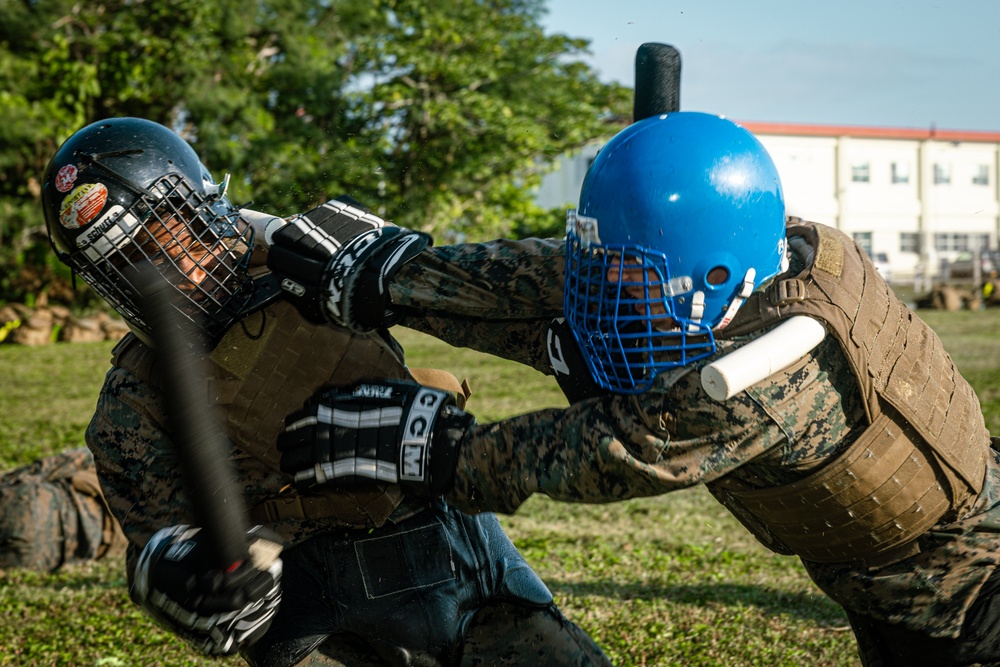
(0, 0, 630, 305)
(288, 0, 631, 241)
(0, 0, 230, 304)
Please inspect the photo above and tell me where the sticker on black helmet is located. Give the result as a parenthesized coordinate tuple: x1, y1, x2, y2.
(54, 164, 79, 193)
(81, 206, 141, 260)
(59, 183, 108, 229)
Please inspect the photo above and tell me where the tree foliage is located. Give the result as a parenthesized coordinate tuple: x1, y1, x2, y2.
(0, 0, 630, 305)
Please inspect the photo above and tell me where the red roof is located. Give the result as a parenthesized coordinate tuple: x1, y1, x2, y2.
(736, 120, 1000, 143)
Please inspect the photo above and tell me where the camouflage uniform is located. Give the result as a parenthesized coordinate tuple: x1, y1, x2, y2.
(85, 206, 611, 667)
(388, 223, 1000, 665)
(0, 447, 126, 572)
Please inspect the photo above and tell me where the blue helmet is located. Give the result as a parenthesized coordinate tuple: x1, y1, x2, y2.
(564, 112, 787, 393)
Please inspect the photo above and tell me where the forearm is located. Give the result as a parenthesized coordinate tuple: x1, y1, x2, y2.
(389, 238, 565, 370)
(444, 396, 697, 514)
(390, 238, 566, 320)
(400, 316, 553, 373)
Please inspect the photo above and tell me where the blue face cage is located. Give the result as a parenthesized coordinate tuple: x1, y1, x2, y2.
(563, 211, 717, 394)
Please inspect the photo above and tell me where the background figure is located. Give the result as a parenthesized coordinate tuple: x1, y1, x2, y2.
(0, 447, 126, 572)
(42, 117, 611, 666)
(268, 112, 1000, 667)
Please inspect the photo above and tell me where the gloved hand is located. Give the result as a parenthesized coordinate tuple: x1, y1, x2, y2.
(277, 379, 476, 496)
(131, 524, 283, 656)
(265, 197, 431, 331)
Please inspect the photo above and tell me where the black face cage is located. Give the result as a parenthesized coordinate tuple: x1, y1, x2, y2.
(68, 173, 255, 343)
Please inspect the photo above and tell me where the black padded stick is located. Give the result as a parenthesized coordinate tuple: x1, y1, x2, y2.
(633, 42, 682, 121)
(138, 267, 249, 571)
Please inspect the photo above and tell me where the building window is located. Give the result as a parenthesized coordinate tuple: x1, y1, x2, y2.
(891, 161, 910, 184)
(851, 162, 870, 183)
(853, 232, 873, 255)
(933, 163, 951, 185)
(974, 234, 991, 251)
(973, 164, 990, 186)
(934, 233, 970, 252)
(900, 232, 920, 254)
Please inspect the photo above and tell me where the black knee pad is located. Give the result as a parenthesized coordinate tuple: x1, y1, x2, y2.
(463, 510, 554, 608)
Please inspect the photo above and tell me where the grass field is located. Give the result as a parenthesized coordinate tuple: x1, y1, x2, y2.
(2, 308, 999, 666)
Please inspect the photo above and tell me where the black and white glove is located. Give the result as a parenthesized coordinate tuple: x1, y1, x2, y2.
(131, 524, 283, 656)
(277, 379, 476, 496)
(265, 197, 431, 331)
(546, 317, 604, 404)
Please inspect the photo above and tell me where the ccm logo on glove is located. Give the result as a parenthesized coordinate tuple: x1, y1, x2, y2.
(278, 379, 474, 496)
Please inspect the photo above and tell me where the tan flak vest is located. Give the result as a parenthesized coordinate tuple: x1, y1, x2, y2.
(113, 298, 467, 534)
(707, 219, 989, 566)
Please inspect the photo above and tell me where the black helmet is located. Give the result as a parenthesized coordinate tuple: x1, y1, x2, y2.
(43, 117, 255, 345)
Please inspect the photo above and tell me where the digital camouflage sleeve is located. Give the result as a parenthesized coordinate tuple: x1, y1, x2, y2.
(392, 238, 565, 373)
(390, 237, 1000, 640)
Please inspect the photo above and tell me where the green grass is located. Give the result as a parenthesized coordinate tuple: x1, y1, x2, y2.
(2, 308, 1000, 666)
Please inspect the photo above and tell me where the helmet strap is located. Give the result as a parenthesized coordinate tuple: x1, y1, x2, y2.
(687, 291, 706, 333)
(717, 268, 757, 330)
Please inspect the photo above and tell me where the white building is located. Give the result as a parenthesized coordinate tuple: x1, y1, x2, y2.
(535, 121, 1000, 282)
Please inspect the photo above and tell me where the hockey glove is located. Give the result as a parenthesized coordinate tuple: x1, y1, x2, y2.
(277, 379, 475, 496)
(131, 524, 283, 656)
(546, 317, 604, 403)
(265, 198, 431, 331)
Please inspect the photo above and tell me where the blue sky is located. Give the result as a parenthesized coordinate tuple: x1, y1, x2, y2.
(540, 0, 1000, 131)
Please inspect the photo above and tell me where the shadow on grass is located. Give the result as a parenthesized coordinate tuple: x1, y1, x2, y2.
(549, 579, 848, 626)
